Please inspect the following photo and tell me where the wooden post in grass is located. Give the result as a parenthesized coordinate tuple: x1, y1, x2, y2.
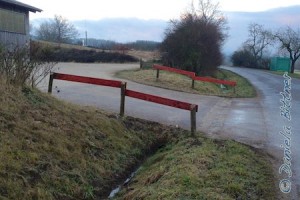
(190, 105, 197, 136)
(191, 73, 196, 89)
(120, 82, 127, 117)
(48, 73, 54, 93)
(140, 59, 143, 69)
(156, 69, 160, 79)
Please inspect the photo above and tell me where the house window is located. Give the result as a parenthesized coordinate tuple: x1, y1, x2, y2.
(0, 8, 26, 34)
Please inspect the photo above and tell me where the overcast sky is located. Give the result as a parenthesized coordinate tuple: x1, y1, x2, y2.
(23, 0, 300, 20)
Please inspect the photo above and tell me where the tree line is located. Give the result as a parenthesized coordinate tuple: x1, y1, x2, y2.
(231, 23, 300, 73)
(32, 16, 160, 51)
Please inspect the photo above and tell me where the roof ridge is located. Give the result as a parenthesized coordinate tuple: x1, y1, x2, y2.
(0, 0, 42, 12)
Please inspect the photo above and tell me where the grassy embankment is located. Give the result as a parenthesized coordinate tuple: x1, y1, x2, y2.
(0, 82, 172, 199)
(115, 138, 276, 200)
(116, 68, 256, 98)
(0, 81, 276, 199)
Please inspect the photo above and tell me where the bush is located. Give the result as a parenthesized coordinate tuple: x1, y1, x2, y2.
(160, 0, 227, 76)
(231, 48, 270, 69)
(161, 14, 225, 76)
(231, 49, 256, 68)
(0, 43, 56, 86)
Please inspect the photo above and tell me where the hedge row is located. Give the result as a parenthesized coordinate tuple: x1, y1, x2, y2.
(31, 42, 138, 63)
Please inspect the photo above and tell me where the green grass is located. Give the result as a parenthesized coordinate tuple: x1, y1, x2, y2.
(0, 80, 276, 199)
(115, 137, 277, 200)
(269, 70, 300, 79)
(116, 68, 256, 98)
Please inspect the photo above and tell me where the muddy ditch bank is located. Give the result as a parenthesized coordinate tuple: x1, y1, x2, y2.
(102, 116, 278, 200)
(99, 116, 188, 199)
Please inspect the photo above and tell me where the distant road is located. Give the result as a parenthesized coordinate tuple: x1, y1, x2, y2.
(39, 63, 299, 199)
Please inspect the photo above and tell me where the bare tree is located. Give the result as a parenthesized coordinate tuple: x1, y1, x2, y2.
(273, 26, 300, 73)
(53, 15, 79, 44)
(36, 15, 79, 44)
(36, 20, 56, 41)
(195, 0, 227, 29)
(244, 23, 273, 68)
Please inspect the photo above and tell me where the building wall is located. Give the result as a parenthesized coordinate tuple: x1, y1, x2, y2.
(0, 4, 30, 48)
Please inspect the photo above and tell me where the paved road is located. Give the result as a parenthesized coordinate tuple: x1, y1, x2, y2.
(223, 66, 300, 200)
(39, 63, 299, 199)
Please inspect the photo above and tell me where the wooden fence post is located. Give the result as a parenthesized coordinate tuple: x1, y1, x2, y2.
(156, 69, 160, 79)
(190, 105, 197, 136)
(192, 79, 195, 89)
(140, 59, 143, 69)
(120, 82, 127, 117)
(48, 73, 54, 93)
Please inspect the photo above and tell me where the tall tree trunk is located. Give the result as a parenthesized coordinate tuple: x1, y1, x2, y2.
(291, 59, 295, 73)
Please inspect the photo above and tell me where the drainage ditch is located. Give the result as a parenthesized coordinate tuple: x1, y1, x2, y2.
(108, 167, 139, 198)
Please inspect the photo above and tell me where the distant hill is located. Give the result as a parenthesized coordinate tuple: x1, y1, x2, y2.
(73, 18, 167, 43)
(30, 5, 300, 56)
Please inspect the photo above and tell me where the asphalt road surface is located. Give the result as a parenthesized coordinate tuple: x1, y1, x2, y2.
(39, 63, 299, 199)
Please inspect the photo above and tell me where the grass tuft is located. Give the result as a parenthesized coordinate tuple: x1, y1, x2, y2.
(269, 70, 300, 79)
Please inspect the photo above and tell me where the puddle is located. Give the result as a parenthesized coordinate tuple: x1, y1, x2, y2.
(108, 186, 121, 199)
(108, 168, 139, 198)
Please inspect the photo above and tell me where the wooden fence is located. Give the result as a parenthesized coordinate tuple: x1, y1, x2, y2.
(48, 72, 198, 134)
(193, 76, 236, 87)
(153, 64, 196, 78)
(48, 73, 123, 90)
(153, 64, 237, 89)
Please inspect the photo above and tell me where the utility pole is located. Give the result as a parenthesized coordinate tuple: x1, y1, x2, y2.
(85, 31, 88, 46)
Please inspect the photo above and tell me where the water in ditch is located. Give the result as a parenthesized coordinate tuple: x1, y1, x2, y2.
(108, 168, 139, 198)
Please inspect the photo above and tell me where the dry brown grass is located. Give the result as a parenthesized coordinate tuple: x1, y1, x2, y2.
(126, 50, 161, 61)
(0, 83, 179, 199)
(35, 40, 159, 61)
